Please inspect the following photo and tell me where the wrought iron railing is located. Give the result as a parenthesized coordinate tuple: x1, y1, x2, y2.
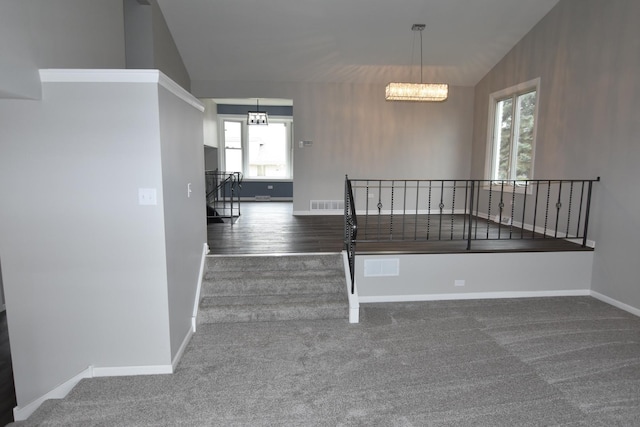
(344, 176, 599, 292)
(344, 177, 358, 294)
(205, 170, 242, 223)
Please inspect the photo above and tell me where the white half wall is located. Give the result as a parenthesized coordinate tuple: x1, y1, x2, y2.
(0, 70, 204, 412)
(355, 251, 594, 300)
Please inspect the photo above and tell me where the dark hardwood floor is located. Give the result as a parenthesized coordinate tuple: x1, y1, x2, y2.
(207, 202, 592, 255)
(208, 202, 344, 254)
(1, 310, 16, 427)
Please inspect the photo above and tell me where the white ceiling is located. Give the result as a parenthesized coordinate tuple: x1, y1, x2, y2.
(156, 0, 560, 87)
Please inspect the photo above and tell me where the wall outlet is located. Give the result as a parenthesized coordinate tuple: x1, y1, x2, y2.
(138, 188, 157, 205)
(267, 185, 274, 190)
(454, 279, 465, 287)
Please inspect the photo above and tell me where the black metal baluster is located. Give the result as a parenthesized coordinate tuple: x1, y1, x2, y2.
(566, 181, 574, 238)
(521, 180, 528, 239)
(376, 180, 382, 241)
(438, 181, 445, 240)
(554, 181, 563, 238)
(487, 182, 493, 239)
(450, 180, 456, 240)
(497, 181, 505, 239)
(510, 180, 516, 238)
(544, 180, 551, 239)
(402, 181, 407, 240)
(463, 180, 469, 239)
(390, 181, 395, 240)
(414, 181, 420, 240)
(532, 181, 540, 239)
(343, 175, 349, 245)
(364, 181, 370, 240)
(467, 180, 475, 250)
(582, 179, 595, 247)
(576, 181, 586, 238)
(427, 181, 432, 240)
(474, 182, 481, 239)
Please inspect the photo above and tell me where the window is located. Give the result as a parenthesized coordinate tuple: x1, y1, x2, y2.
(224, 120, 243, 173)
(222, 117, 292, 179)
(486, 78, 539, 182)
(248, 123, 289, 178)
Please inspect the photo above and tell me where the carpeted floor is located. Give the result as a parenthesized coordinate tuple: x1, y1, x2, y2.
(18, 297, 640, 426)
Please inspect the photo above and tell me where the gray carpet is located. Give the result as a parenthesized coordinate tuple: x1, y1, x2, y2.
(198, 254, 348, 324)
(16, 297, 640, 426)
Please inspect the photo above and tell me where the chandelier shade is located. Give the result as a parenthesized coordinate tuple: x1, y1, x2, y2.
(385, 83, 448, 102)
(247, 111, 268, 125)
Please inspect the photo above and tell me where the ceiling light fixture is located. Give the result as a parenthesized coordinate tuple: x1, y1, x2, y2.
(247, 98, 268, 125)
(385, 24, 448, 102)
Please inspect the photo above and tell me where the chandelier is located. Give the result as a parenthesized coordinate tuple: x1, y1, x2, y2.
(385, 24, 448, 102)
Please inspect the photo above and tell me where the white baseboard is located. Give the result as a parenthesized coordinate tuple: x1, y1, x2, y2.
(14, 361, 175, 421)
(92, 364, 172, 377)
(192, 242, 209, 332)
(294, 210, 343, 216)
(590, 291, 640, 317)
(358, 289, 591, 304)
(13, 366, 94, 421)
(172, 325, 194, 371)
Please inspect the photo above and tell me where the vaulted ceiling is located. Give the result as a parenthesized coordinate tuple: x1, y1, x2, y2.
(156, 0, 559, 87)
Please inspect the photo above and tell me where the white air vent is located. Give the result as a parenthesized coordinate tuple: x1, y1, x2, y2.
(364, 258, 400, 277)
(310, 200, 344, 211)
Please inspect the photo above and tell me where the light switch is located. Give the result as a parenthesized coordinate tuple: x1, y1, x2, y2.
(138, 188, 157, 205)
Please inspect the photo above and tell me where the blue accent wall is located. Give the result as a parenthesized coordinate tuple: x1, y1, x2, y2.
(219, 180, 293, 199)
(240, 181, 292, 198)
(217, 104, 293, 116)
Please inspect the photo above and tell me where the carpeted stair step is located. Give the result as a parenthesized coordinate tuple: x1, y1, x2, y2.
(198, 253, 348, 324)
(203, 253, 343, 274)
(198, 293, 348, 323)
(202, 270, 345, 297)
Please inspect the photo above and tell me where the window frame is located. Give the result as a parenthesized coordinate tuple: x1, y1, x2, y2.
(219, 114, 293, 181)
(484, 77, 540, 190)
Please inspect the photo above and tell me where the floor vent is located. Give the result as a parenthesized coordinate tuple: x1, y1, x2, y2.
(255, 195, 272, 201)
(310, 200, 344, 211)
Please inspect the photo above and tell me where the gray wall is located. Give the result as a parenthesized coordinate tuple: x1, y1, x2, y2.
(192, 81, 475, 213)
(471, 0, 640, 311)
(0, 73, 206, 410)
(0, 78, 173, 408)
(356, 252, 593, 299)
(204, 146, 218, 170)
(158, 85, 206, 359)
(0, 0, 191, 100)
(0, 0, 126, 99)
(123, 0, 191, 91)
